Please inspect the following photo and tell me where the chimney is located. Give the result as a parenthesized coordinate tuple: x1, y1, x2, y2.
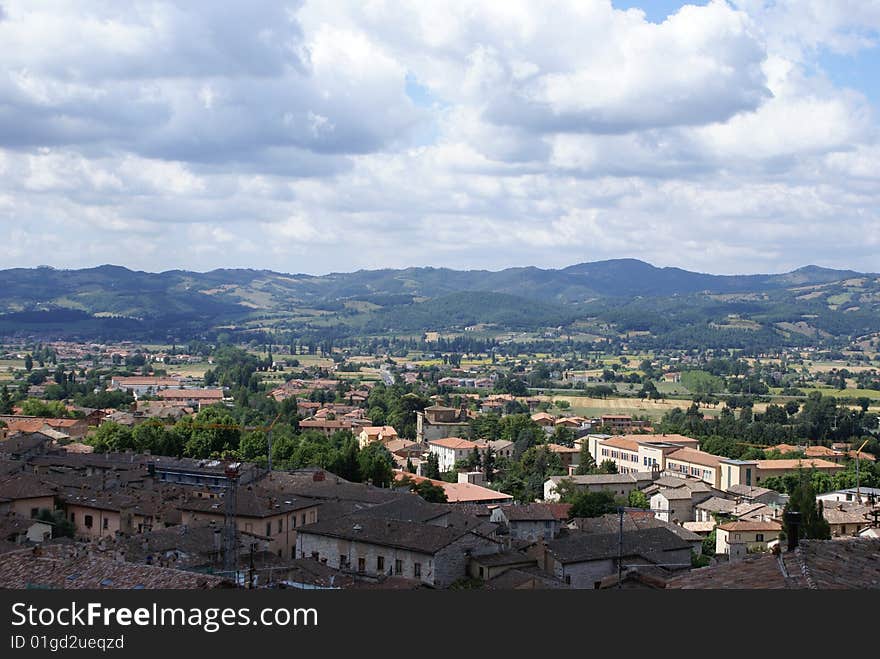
(784, 511, 801, 552)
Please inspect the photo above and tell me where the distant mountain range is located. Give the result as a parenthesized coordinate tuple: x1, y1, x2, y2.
(0, 259, 878, 348)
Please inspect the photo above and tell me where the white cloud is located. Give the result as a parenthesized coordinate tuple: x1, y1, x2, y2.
(0, 0, 879, 275)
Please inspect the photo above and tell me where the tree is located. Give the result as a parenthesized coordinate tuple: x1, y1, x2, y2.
(36, 508, 75, 539)
(424, 452, 441, 480)
(627, 489, 650, 509)
(567, 490, 617, 518)
(24, 354, 33, 372)
(358, 442, 394, 488)
(0, 385, 12, 414)
(483, 446, 496, 483)
(597, 459, 618, 474)
(411, 479, 448, 503)
(574, 442, 597, 475)
(783, 473, 831, 540)
(88, 421, 135, 453)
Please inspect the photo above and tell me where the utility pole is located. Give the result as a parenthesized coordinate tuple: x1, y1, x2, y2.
(617, 506, 623, 589)
(223, 462, 240, 579)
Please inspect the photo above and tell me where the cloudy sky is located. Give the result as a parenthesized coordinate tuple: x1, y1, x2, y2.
(1, 0, 879, 275)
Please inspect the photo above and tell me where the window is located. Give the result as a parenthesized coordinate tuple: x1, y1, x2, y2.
(394, 559, 402, 575)
(278, 519, 283, 533)
(377, 556, 385, 572)
(311, 551, 319, 560)
(30, 508, 38, 518)
(340, 555, 347, 568)
(479, 567, 485, 578)
(84, 515, 93, 529)
(266, 523, 272, 537)
(357, 557, 366, 573)
(413, 563, 421, 578)
(756, 534, 764, 542)
(103, 518, 109, 530)
(291, 547, 296, 559)
(291, 515, 296, 528)
(69, 513, 75, 523)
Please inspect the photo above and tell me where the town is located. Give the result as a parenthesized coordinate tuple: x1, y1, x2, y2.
(0, 337, 878, 590)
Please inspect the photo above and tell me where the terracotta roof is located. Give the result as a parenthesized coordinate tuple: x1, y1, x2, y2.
(601, 436, 640, 451)
(667, 447, 722, 468)
(0, 545, 231, 589)
(428, 437, 481, 450)
(669, 539, 880, 589)
(717, 520, 782, 532)
(157, 389, 224, 400)
(755, 458, 842, 470)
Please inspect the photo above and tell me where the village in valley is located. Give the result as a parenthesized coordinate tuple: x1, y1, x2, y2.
(0, 334, 878, 590)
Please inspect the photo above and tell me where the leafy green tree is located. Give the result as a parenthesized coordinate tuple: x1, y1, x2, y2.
(783, 473, 831, 540)
(24, 354, 33, 372)
(597, 459, 618, 474)
(483, 446, 496, 483)
(424, 452, 441, 480)
(574, 442, 597, 475)
(358, 442, 394, 487)
(37, 508, 75, 538)
(409, 479, 448, 503)
(238, 430, 269, 461)
(567, 490, 618, 518)
(0, 385, 12, 414)
(88, 421, 135, 453)
(627, 489, 650, 509)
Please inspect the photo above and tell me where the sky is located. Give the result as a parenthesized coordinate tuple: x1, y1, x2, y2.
(1, 0, 879, 276)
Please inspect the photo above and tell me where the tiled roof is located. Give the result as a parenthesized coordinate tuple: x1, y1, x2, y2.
(0, 545, 232, 589)
(668, 539, 880, 589)
(667, 447, 722, 468)
(297, 516, 496, 555)
(547, 527, 692, 564)
(428, 437, 480, 450)
(178, 487, 318, 518)
(717, 520, 782, 532)
(755, 458, 842, 470)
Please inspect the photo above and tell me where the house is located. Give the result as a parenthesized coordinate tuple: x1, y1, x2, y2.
(298, 418, 356, 437)
(179, 487, 320, 560)
(427, 437, 486, 472)
(489, 503, 570, 541)
(543, 473, 654, 502)
(650, 480, 716, 524)
(725, 484, 789, 506)
(0, 514, 53, 544)
(0, 473, 57, 519)
(356, 426, 399, 449)
(156, 388, 225, 409)
(668, 538, 880, 589)
(468, 550, 540, 582)
(664, 447, 724, 489)
(486, 439, 514, 460)
(108, 376, 184, 396)
(63, 490, 175, 540)
(817, 487, 880, 505)
(587, 433, 701, 475)
(0, 416, 89, 440)
(714, 520, 782, 560)
(539, 527, 693, 588)
(822, 503, 873, 538)
(719, 458, 844, 492)
(569, 513, 704, 556)
(546, 443, 580, 469)
(416, 405, 472, 442)
(294, 515, 501, 588)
